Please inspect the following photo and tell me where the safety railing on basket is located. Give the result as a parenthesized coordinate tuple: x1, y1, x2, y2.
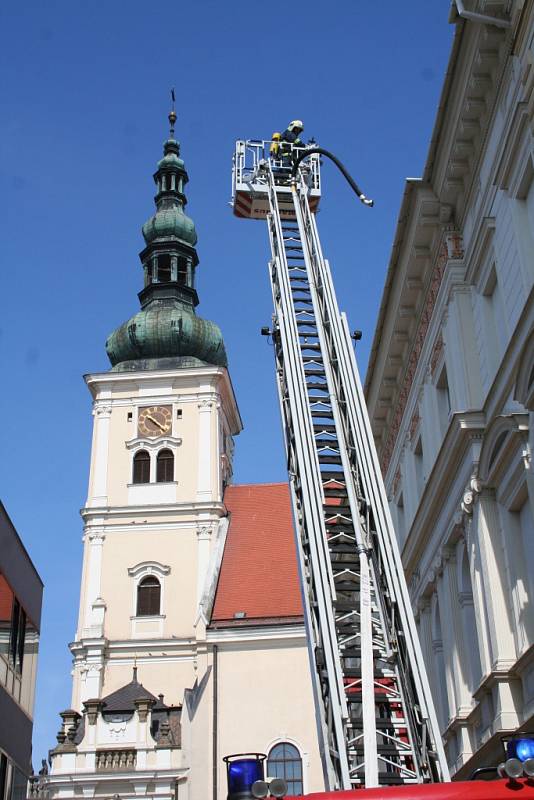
(232, 139, 321, 197)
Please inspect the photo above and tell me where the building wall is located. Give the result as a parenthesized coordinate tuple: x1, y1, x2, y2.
(71, 365, 240, 708)
(48, 361, 325, 800)
(0, 502, 43, 792)
(365, 0, 534, 778)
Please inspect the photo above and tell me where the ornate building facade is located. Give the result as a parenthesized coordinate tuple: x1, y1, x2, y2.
(365, 0, 534, 779)
(45, 116, 323, 800)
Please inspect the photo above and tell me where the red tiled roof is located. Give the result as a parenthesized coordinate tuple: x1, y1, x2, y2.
(211, 483, 303, 626)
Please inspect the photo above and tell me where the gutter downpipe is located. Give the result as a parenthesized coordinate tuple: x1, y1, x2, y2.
(454, 0, 511, 28)
(213, 644, 218, 800)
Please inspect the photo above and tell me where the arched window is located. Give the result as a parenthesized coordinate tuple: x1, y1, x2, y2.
(156, 449, 174, 483)
(133, 450, 150, 484)
(267, 743, 303, 796)
(137, 576, 161, 616)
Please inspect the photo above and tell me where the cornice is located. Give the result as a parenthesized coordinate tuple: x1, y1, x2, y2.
(206, 622, 306, 645)
(379, 231, 465, 478)
(81, 500, 226, 523)
(85, 365, 243, 435)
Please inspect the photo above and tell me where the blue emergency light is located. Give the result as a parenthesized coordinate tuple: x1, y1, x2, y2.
(506, 736, 534, 762)
(223, 754, 266, 800)
(498, 734, 534, 779)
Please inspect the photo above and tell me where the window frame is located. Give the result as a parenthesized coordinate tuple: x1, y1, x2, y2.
(132, 450, 151, 484)
(136, 575, 161, 617)
(128, 561, 170, 622)
(156, 448, 174, 483)
(266, 741, 304, 797)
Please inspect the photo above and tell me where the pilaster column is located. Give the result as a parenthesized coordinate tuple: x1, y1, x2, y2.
(196, 523, 214, 603)
(463, 504, 492, 679)
(79, 663, 104, 705)
(81, 530, 106, 638)
(420, 380, 440, 462)
(473, 489, 516, 669)
(525, 416, 534, 521)
(435, 567, 458, 720)
(442, 286, 482, 412)
(197, 398, 214, 501)
(88, 404, 111, 507)
(438, 550, 472, 714)
(417, 598, 433, 687)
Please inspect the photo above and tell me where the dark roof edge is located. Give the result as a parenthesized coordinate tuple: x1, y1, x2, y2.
(0, 501, 43, 588)
(209, 615, 304, 629)
(364, 19, 465, 396)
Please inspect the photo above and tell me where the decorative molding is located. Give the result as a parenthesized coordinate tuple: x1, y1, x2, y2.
(393, 468, 401, 496)
(127, 561, 171, 578)
(196, 524, 214, 541)
(381, 230, 465, 474)
(126, 436, 182, 451)
(93, 404, 112, 418)
(461, 476, 482, 516)
(409, 409, 421, 441)
(430, 335, 444, 378)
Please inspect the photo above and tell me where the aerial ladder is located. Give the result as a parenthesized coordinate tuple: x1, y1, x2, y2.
(231, 140, 451, 792)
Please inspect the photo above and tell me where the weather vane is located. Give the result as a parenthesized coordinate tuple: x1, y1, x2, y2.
(169, 88, 177, 137)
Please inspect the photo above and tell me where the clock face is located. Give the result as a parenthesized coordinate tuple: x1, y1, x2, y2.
(138, 405, 172, 438)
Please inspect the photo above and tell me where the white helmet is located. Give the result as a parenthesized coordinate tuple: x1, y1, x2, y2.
(288, 119, 304, 133)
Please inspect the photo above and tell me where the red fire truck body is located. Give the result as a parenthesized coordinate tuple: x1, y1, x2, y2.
(299, 779, 534, 800)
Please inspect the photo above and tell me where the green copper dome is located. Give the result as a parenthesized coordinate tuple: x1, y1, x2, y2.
(105, 112, 227, 372)
(106, 304, 227, 370)
(157, 149, 184, 170)
(142, 206, 197, 246)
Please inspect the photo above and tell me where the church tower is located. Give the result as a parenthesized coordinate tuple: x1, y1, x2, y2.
(47, 111, 242, 797)
(46, 112, 324, 800)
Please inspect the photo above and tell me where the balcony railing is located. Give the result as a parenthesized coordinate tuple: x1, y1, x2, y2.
(95, 749, 137, 771)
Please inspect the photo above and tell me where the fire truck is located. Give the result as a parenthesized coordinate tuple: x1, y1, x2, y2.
(226, 138, 534, 800)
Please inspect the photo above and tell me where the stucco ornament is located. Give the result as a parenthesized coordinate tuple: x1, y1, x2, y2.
(461, 475, 481, 515)
(522, 441, 531, 471)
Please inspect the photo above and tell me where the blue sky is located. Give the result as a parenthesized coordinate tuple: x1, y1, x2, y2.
(0, 0, 453, 766)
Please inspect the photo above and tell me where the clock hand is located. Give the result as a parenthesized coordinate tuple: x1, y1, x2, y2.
(146, 414, 166, 431)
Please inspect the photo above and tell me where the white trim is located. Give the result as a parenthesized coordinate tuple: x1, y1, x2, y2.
(128, 561, 171, 578)
(126, 436, 182, 450)
(206, 623, 306, 644)
(129, 440, 179, 486)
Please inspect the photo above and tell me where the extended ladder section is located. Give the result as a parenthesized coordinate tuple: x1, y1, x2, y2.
(232, 143, 449, 790)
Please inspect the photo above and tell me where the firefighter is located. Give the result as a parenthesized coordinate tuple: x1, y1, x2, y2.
(270, 132, 282, 158)
(280, 119, 305, 165)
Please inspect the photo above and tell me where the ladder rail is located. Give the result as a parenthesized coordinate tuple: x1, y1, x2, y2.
(260, 162, 449, 788)
(297, 176, 449, 781)
(291, 183, 379, 788)
(266, 170, 351, 788)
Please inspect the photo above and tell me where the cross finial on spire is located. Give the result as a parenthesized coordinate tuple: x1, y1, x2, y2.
(169, 88, 177, 138)
(133, 655, 138, 683)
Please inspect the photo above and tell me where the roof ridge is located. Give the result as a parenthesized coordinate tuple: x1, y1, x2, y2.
(225, 481, 288, 488)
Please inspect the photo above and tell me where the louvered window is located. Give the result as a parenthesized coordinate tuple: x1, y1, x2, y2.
(137, 576, 161, 616)
(133, 451, 150, 484)
(156, 449, 174, 483)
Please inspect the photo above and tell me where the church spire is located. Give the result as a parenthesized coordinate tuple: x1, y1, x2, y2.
(105, 107, 227, 372)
